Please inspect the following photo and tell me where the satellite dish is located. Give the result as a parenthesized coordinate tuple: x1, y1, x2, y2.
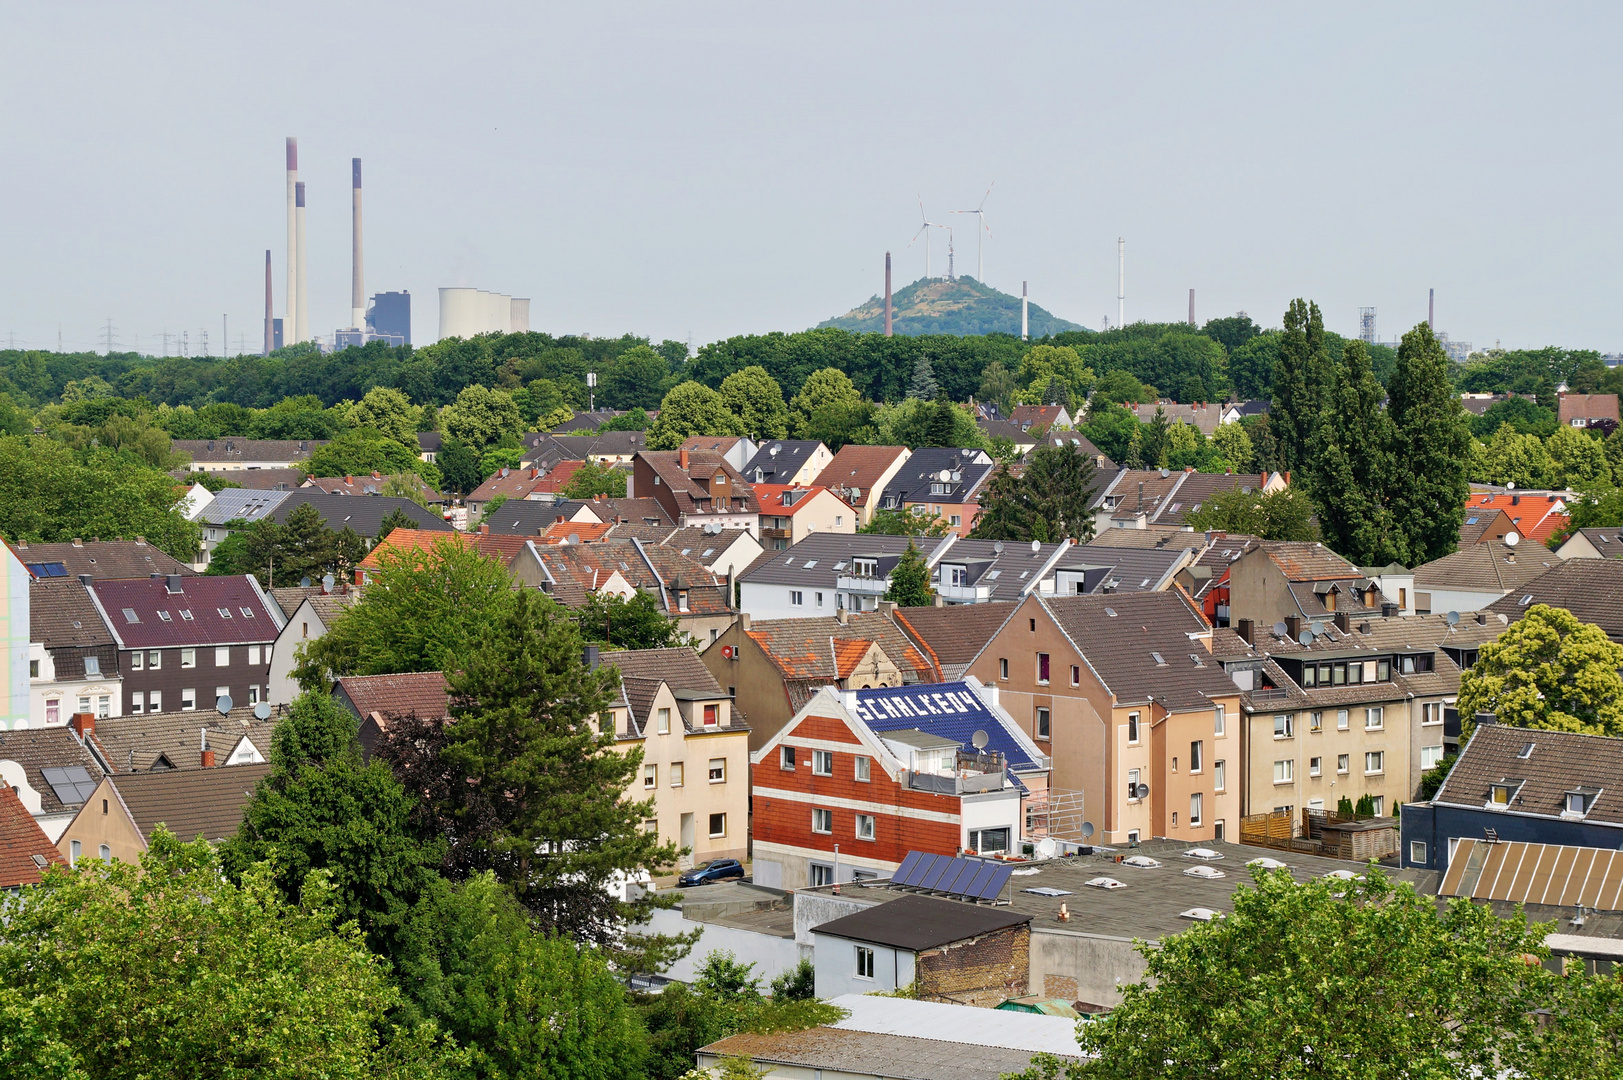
(1504, 531, 1520, 547)
(993, 541, 1005, 554)
(215, 695, 233, 715)
(1445, 610, 1460, 626)
(938, 469, 953, 482)
(1506, 480, 1516, 490)
(321, 573, 335, 590)
(1080, 821, 1096, 839)
(1297, 631, 1314, 647)
(299, 576, 312, 588)
(972, 729, 989, 750)
(567, 533, 581, 544)
(1036, 837, 1059, 858)
(1134, 783, 1150, 800)
(1031, 539, 1041, 553)
(1239, 485, 1252, 495)
(1271, 621, 1288, 638)
(1159, 468, 1170, 478)
(253, 702, 271, 720)
(1309, 620, 1325, 636)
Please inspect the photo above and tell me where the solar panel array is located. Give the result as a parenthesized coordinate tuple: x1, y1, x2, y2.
(889, 850, 1013, 903)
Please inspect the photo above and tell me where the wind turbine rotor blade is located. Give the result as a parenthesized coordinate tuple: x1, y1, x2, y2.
(908, 224, 929, 246)
(978, 182, 994, 211)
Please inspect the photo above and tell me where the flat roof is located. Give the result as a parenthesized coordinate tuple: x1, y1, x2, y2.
(811, 892, 1032, 951)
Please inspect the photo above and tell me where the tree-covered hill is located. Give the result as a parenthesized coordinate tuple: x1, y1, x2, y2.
(817, 276, 1085, 337)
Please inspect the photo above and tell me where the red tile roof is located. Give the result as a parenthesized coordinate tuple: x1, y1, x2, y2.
(536, 521, 615, 544)
(0, 785, 66, 887)
(357, 528, 536, 571)
(832, 638, 875, 678)
(1463, 492, 1569, 544)
(88, 576, 281, 649)
(753, 484, 834, 516)
(812, 445, 909, 506)
(1557, 393, 1619, 426)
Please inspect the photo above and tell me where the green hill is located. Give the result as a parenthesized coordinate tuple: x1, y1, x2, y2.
(816, 276, 1085, 337)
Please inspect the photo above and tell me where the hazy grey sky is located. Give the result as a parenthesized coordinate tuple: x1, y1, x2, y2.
(2, 2, 1619, 355)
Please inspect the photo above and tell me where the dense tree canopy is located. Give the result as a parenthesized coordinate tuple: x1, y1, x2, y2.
(883, 541, 934, 606)
(1458, 604, 1623, 737)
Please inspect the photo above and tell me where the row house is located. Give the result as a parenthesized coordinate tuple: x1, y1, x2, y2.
(30, 578, 121, 727)
(1227, 540, 1404, 630)
(14, 538, 193, 582)
(537, 538, 736, 643)
(629, 449, 761, 536)
(876, 447, 995, 537)
(754, 485, 856, 550)
(813, 445, 912, 527)
(742, 440, 833, 487)
(1091, 468, 1287, 533)
(482, 496, 675, 537)
(749, 680, 1049, 889)
(0, 721, 113, 841)
(173, 438, 325, 472)
(677, 435, 756, 473)
(1410, 537, 1560, 614)
(464, 461, 586, 519)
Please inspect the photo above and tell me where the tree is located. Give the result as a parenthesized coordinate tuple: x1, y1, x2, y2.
(1183, 487, 1318, 542)
(884, 541, 933, 606)
(970, 443, 1097, 543)
(770, 958, 817, 1001)
(1009, 867, 1551, 1080)
(1457, 604, 1623, 737)
(576, 590, 693, 650)
(873, 397, 986, 450)
(601, 345, 673, 411)
(906, 354, 939, 400)
(436, 436, 483, 496)
(293, 540, 517, 688)
(0, 832, 452, 1080)
(377, 506, 416, 543)
(1269, 299, 1331, 473)
(1130, 405, 1171, 468)
(597, 406, 650, 431)
(719, 365, 789, 440)
(349, 386, 420, 445)
(304, 428, 423, 479)
(1209, 421, 1254, 471)
(1092, 369, 1148, 406)
(277, 502, 342, 586)
(1470, 396, 1557, 440)
(1013, 345, 1093, 407)
(798, 399, 876, 451)
(789, 367, 863, 436)
(976, 359, 1016, 415)
(1545, 424, 1612, 489)
(1475, 425, 1553, 489)
(1078, 403, 1138, 464)
(859, 505, 953, 538)
(1202, 312, 1261, 353)
(440, 385, 522, 450)
(1305, 340, 1403, 565)
(646, 382, 747, 450)
(1387, 323, 1472, 565)
(1225, 330, 1279, 401)
(561, 459, 628, 499)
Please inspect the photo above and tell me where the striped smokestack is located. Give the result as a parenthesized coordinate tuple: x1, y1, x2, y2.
(351, 158, 364, 330)
(295, 181, 308, 343)
(285, 138, 298, 344)
(263, 249, 273, 356)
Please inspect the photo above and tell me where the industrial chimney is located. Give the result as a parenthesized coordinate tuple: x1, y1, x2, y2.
(1428, 288, 1435, 330)
(1021, 281, 1029, 342)
(285, 138, 298, 345)
(1117, 237, 1125, 329)
(351, 158, 364, 331)
(263, 249, 273, 356)
(295, 181, 309, 343)
(1188, 289, 1195, 326)
(884, 251, 892, 338)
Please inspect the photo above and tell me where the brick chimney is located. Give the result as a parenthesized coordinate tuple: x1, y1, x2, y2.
(345, 475, 353, 485)
(69, 712, 95, 738)
(201, 748, 216, 767)
(679, 447, 689, 470)
(478, 523, 490, 535)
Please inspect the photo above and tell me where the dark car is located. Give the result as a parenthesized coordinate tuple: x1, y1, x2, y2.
(677, 859, 744, 887)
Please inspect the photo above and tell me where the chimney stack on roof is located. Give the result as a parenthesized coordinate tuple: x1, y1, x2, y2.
(165, 575, 183, 594)
(679, 447, 689, 470)
(69, 712, 95, 739)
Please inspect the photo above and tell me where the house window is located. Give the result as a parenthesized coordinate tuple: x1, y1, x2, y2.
(248, 645, 261, 665)
(1337, 754, 1350, 774)
(78, 696, 90, 714)
(1273, 759, 1294, 784)
(671, 763, 684, 788)
(131, 692, 144, 714)
(704, 704, 719, 727)
(853, 558, 877, 577)
(130, 652, 143, 671)
(181, 689, 196, 711)
(643, 818, 658, 834)
(855, 814, 875, 840)
(835, 515, 843, 527)
(999, 658, 1009, 680)
(1365, 707, 1384, 731)
(1036, 707, 1050, 739)
(1309, 756, 1322, 777)
(46, 698, 59, 724)
(789, 591, 804, 606)
(854, 756, 870, 782)
(215, 685, 229, 705)
(1418, 744, 1444, 770)
(678, 591, 690, 612)
(948, 566, 967, 586)
(1190, 793, 1203, 827)
(1214, 759, 1226, 792)
(1127, 830, 1140, 843)
(1070, 665, 1080, 687)
(147, 691, 160, 712)
(70, 840, 80, 866)
(1127, 713, 1140, 744)
(813, 750, 833, 775)
(781, 746, 796, 770)
(248, 685, 260, 706)
(215, 647, 230, 667)
(302, 622, 309, 639)
(1365, 751, 1384, 775)
(1347, 662, 1363, 685)
(148, 650, 161, 669)
(709, 758, 725, 783)
(1332, 664, 1346, 685)
(1336, 709, 1349, 731)
(1377, 660, 1391, 681)
(1214, 703, 1225, 736)
(1274, 714, 1293, 739)
(855, 946, 875, 979)
(1190, 740, 1203, 772)
(28, 659, 39, 679)
(950, 514, 961, 527)
(813, 591, 823, 609)
(810, 864, 834, 887)
(1309, 711, 1323, 732)
(1214, 820, 1225, 841)
(1037, 653, 1050, 684)
(1566, 792, 1589, 815)
(1301, 664, 1316, 687)
(708, 813, 726, 837)
(812, 808, 833, 834)
(98, 844, 110, 860)
(83, 656, 101, 676)
(1127, 768, 1141, 800)
(181, 649, 195, 669)
(1490, 784, 1513, 805)
(657, 707, 670, 734)
(643, 764, 657, 788)
(971, 827, 1010, 854)
(1370, 797, 1384, 816)
(97, 696, 110, 718)
(1422, 703, 1442, 725)
(1410, 840, 1428, 864)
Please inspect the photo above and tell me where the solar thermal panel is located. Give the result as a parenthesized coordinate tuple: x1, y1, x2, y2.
(891, 851, 924, 887)
(944, 860, 981, 895)
(905, 853, 942, 889)
(963, 862, 999, 898)
(920, 855, 956, 891)
(976, 865, 1014, 901)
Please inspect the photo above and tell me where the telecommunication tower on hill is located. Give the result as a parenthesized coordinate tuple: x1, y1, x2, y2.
(1359, 307, 1376, 344)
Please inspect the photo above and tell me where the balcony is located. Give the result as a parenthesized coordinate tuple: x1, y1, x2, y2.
(837, 574, 888, 595)
(936, 581, 992, 603)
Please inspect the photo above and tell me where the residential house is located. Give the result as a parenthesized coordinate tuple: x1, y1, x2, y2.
(480, 496, 675, 537)
(1129, 402, 1228, 436)
(1411, 538, 1560, 614)
(268, 591, 355, 706)
(57, 763, 272, 864)
(678, 435, 756, 472)
(1402, 724, 1623, 874)
(416, 431, 441, 463)
(1460, 491, 1569, 545)
(754, 485, 856, 550)
(0, 786, 67, 888)
(173, 438, 325, 472)
(598, 524, 763, 579)
(1219, 400, 1270, 424)
(12, 538, 193, 581)
(547, 410, 630, 434)
(332, 671, 450, 759)
(93, 703, 278, 772)
(191, 489, 450, 569)
(892, 603, 1018, 680)
(1460, 508, 1519, 546)
(1090, 468, 1287, 532)
(2, 543, 26, 730)
(703, 608, 942, 751)
(749, 680, 1049, 887)
(1558, 392, 1620, 429)
(303, 471, 443, 504)
(29, 578, 121, 727)
(603, 648, 750, 868)
(532, 430, 650, 465)
(630, 449, 761, 536)
(537, 539, 737, 643)
(1555, 527, 1623, 560)
(742, 440, 834, 486)
(0, 720, 112, 841)
(809, 895, 1033, 1003)
(813, 445, 912, 527)
(1165, 533, 1263, 627)
(1029, 431, 1116, 472)
(465, 462, 583, 519)
(84, 574, 282, 717)
(354, 528, 550, 588)
(962, 591, 1242, 846)
(877, 448, 995, 537)
(1065, 539, 1199, 595)
(1483, 558, 1623, 643)
(1009, 405, 1072, 433)
(1211, 614, 1470, 826)
(224, 467, 309, 491)
(977, 418, 1039, 455)
(1226, 541, 1399, 632)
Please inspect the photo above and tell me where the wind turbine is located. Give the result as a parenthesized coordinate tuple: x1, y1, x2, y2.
(952, 182, 994, 283)
(908, 196, 946, 281)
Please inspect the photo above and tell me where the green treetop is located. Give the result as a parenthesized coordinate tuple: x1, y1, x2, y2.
(1387, 322, 1472, 566)
(720, 365, 790, 440)
(884, 540, 934, 606)
(646, 381, 747, 450)
(439, 385, 523, 450)
(1306, 340, 1403, 565)
(1269, 299, 1332, 473)
(790, 367, 863, 437)
(348, 386, 421, 446)
(1458, 604, 1623, 737)
(906, 354, 940, 400)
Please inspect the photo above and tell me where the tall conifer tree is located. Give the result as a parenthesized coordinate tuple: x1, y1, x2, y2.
(1270, 299, 1332, 472)
(1388, 323, 1471, 565)
(1307, 340, 1404, 565)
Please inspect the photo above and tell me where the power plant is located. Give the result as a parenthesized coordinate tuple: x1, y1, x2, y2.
(438, 288, 529, 340)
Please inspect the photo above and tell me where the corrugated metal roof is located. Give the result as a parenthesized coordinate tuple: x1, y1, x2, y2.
(1439, 839, 1623, 912)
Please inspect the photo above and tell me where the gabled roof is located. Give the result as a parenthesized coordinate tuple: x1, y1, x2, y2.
(536, 521, 616, 544)
(1435, 723, 1623, 827)
(87, 575, 281, 649)
(335, 671, 451, 720)
(305, 472, 442, 502)
(1558, 393, 1620, 425)
(742, 440, 828, 484)
(1042, 591, 1235, 711)
(1129, 401, 1225, 435)
(110, 763, 273, 843)
(601, 523, 754, 563)
(1412, 539, 1559, 594)
(603, 648, 741, 735)
(1209, 616, 1465, 709)
(536, 540, 731, 614)
(542, 431, 650, 458)
(30, 579, 113, 649)
(1564, 526, 1623, 555)
(638, 451, 760, 516)
(357, 528, 537, 572)
(270, 491, 452, 538)
(1093, 469, 1275, 526)
(754, 484, 838, 516)
(11, 538, 193, 581)
(879, 448, 994, 506)
(0, 727, 111, 817)
(218, 467, 307, 491)
(172, 438, 325, 463)
(1462, 491, 1569, 544)
(566, 497, 677, 528)
(1009, 404, 1067, 432)
(1029, 431, 1116, 470)
(1084, 528, 1213, 550)
(1255, 541, 1363, 582)
(851, 681, 1046, 774)
(0, 786, 66, 887)
(94, 706, 280, 773)
(895, 604, 1017, 677)
(546, 410, 628, 434)
(194, 488, 292, 525)
(679, 435, 746, 453)
(744, 613, 940, 685)
(468, 464, 557, 503)
(812, 445, 910, 505)
(811, 893, 1032, 951)
(1065, 542, 1194, 594)
(741, 533, 1072, 604)
(1484, 559, 1623, 642)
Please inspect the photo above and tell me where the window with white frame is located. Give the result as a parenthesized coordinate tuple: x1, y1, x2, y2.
(215, 647, 230, 667)
(1190, 792, 1203, 827)
(1410, 840, 1427, 864)
(812, 808, 833, 834)
(147, 691, 160, 712)
(657, 708, 670, 734)
(131, 692, 144, 714)
(1273, 759, 1294, 784)
(814, 592, 823, 608)
(1369, 796, 1384, 815)
(1190, 740, 1203, 772)
(1337, 753, 1350, 774)
(1309, 756, 1322, 777)
(248, 645, 261, 665)
(709, 758, 725, 782)
(780, 746, 796, 770)
(1309, 711, 1322, 732)
(1214, 703, 1225, 736)
(180, 649, 195, 669)
(810, 864, 834, 887)
(1422, 702, 1443, 725)
(855, 814, 875, 840)
(1364, 707, 1384, 730)
(999, 658, 1009, 680)
(708, 813, 726, 837)
(854, 756, 870, 782)
(130, 652, 143, 671)
(643, 764, 657, 788)
(670, 763, 684, 787)
(1127, 768, 1141, 799)
(1420, 745, 1445, 770)
(148, 650, 161, 669)
(1336, 709, 1349, 730)
(790, 590, 804, 606)
(248, 685, 260, 706)
(855, 946, 875, 979)
(1274, 714, 1293, 739)
(1365, 751, 1384, 775)
(1128, 712, 1140, 744)
(180, 689, 196, 711)
(1214, 759, 1226, 792)
(1036, 707, 1050, 739)
(1071, 664, 1080, 687)
(813, 749, 833, 775)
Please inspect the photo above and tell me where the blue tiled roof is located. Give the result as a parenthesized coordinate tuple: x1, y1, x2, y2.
(850, 682, 1043, 773)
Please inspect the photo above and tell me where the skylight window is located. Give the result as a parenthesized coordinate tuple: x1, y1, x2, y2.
(1184, 848, 1223, 860)
(1520, 595, 1533, 606)
(180, 610, 193, 620)
(1105, 607, 1117, 617)
(1179, 907, 1222, 921)
(240, 607, 255, 617)
(1121, 855, 1161, 868)
(1516, 742, 1535, 759)
(218, 608, 232, 618)
(157, 611, 172, 622)
(1085, 877, 1127, 890)
(803, 560, 817, 569)
(1151, 652, 1167, 666)
(833, 562, 847, 570)
(122, 608, 139, 623)
(1184, 866, 1226, 879)
(1247, 857, 1287, 870)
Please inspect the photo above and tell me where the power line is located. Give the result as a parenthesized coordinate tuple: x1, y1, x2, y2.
(101, 318, 119, 355)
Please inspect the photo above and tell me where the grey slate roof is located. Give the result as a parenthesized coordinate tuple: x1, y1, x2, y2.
(0, 728, 111, 816)
(12, 539, 194, 581)
(172, 438, 325, 464)
(1484, 558, 1623, 642)
(30, 579, 113, 649)
(741, 440, 827, 484)
(269, 491, 452, 538)
(701, 1028, 1056, 1080)
(878, 447, 994, 508)
(112, 762, 272, 843)
(195, 488, 292, 525)
(1435, 724, 1623, 827)
(742, 533, 1072, 604)
(1042, 590, 1236, 711)
(1066, 542, 1193, 593)
(1412, 539, 1559, 594)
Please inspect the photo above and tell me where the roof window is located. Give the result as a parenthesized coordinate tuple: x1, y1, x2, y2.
(1151, 652, 1167, 666)
(1184, 865, 1226, 879)
(218, 608, 232, 618)
(240, 607, 255, 617)
(157, 611, 172, 622)
(1180, 907, 1223, 921)
(179, 609, 194, 621)
(1516, 742, 1535, 759)
(1121, 855, 1161, 868)
(1085, 877, 1127, 890)
(122, 608, 139, 623)
(1184, 848, 1223, 860)
(1247, 857, 1287, 870)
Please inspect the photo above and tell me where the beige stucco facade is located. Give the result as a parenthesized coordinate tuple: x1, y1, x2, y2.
(57, 776, 146, 866)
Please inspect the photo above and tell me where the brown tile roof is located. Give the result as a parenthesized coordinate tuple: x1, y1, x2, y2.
(572, 497, 676, 527)
(744, 612, 940, 684)
(639, 451, 760, 516)
(0, 727, 111, 816)
(11, 538, 194, 580)
(1484, 559, 1623, 642)
(812, 445, 909, 505)
(467, 465, 555, 504)
(334, 671, 451, 721)
(1436, 723, 1623, 827)
(537, 521, 615, 544)
(30, 579, 113, 648)
(111, 763, 273, 844)
(1082, 527, 1213, 550)
(536, 540, 732, 615)
(0, 786, 66, 887)
(679, 435, 746, 453)
(304, 472, 443, 502)
(1010, 404, 1066, 432)
(172, 438, 325, 463)
(1258, 541, 1363, 582)
(358, 528, 536, 571)
(1412, 539, 1559, 594)
(216, 467, 308, 491)
(893, 603, 1017, 674)
(1558, 393, 1620, 426)
(1459, 508, 1516, 546)
(1043, 591, 1235, 711)
(87, 576, 281, 649)
(94, 706, 280, 773)
(601, 648, 739, 734)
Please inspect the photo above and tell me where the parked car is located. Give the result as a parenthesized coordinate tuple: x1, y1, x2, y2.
(677, 859, 744, 887)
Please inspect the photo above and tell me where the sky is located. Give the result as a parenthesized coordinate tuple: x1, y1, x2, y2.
(1, 2, 1620, 356)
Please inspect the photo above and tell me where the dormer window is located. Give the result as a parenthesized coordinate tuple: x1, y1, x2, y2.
(1563, 789, 1599, 818)
(1488, 782, 1520, 807)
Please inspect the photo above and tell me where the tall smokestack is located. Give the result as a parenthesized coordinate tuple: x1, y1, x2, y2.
(1188, 289, 1195, 326)
(351, 158, 364, 330)
(263, 250, 273, 356)
(295, 181, 309, 343)
(884, 251, 892, 338)
(1021, 280, 1029, 342)
(285, 138, 298, 344)
(1117, 237, 1125, 329)
(1428, 288, 1434, 330)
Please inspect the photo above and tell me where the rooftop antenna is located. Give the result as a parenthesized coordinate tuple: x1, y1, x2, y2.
(951, 182, 994, 282)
